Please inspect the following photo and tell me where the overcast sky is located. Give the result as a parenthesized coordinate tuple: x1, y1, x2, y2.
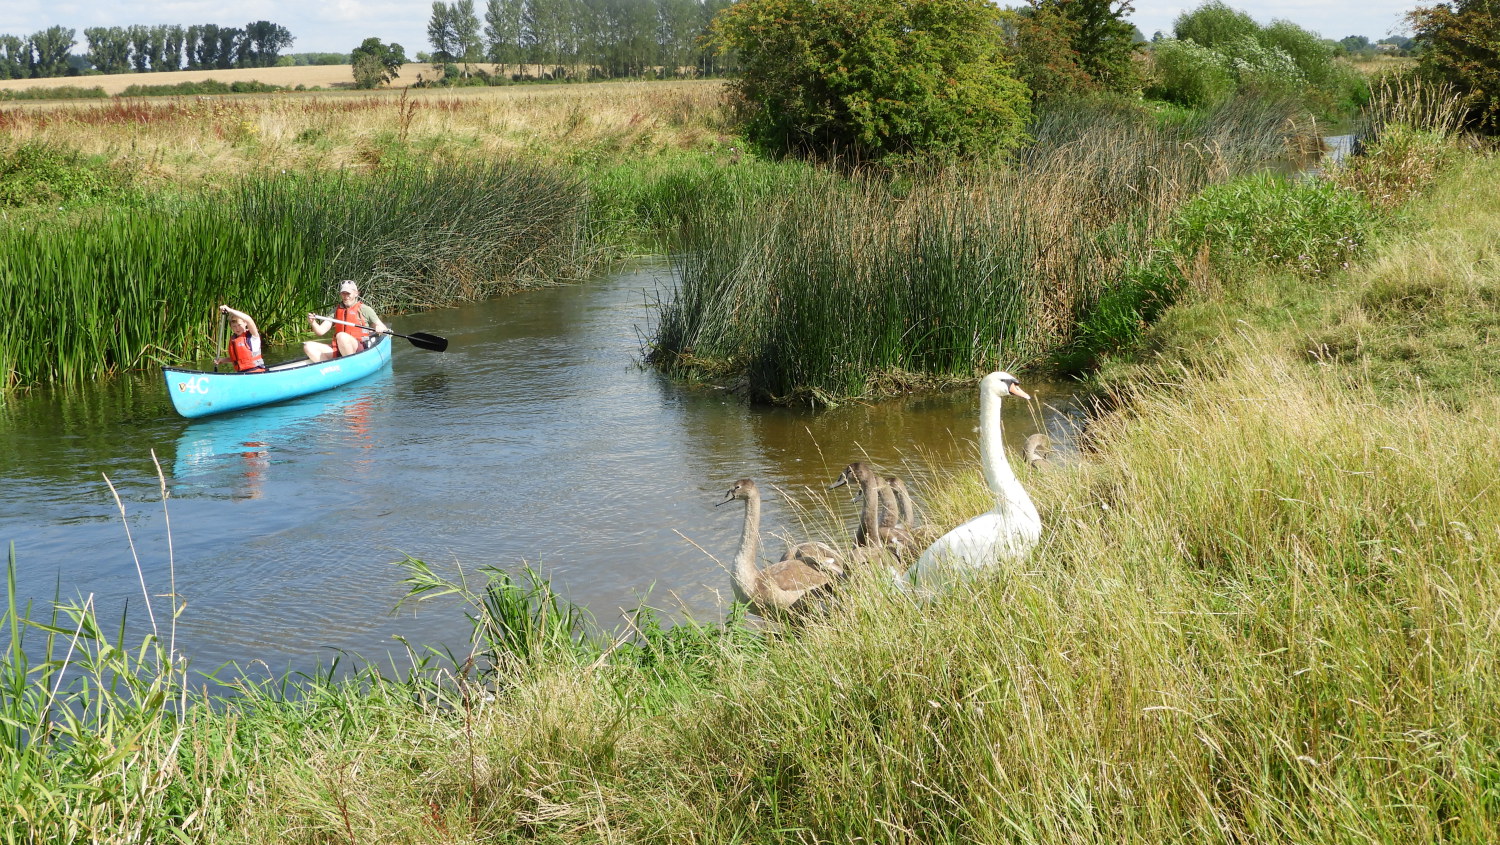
(1, 0, 1420, 57)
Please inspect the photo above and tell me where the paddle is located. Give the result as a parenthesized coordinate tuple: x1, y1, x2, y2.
(312, 314, 449, 352)
(213, 308, 228, 372)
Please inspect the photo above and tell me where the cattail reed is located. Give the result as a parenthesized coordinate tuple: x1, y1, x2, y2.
(0, 162, 600, 390)
(650, 98, 1312, 404)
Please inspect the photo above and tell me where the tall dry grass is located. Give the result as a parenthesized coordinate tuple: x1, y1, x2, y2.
(650, 96, 1313, 404)
(0, 80, 733, 187)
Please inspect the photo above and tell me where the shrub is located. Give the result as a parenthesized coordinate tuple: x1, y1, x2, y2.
(709, 0, 1032, 167)
(0, 142, 131, 208)
(1170, 173, 1372, 275)
(1407, 0, 1500, 134)
(0, 85, 107, 102)
(1146, 38, 1236, 107)
(1222, 35, 1306, 100)
(1330, 123, 1461, 210)
(1059, 172, 1374, 373)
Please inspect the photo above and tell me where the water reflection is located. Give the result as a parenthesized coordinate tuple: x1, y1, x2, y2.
(172, 370, 394, 498)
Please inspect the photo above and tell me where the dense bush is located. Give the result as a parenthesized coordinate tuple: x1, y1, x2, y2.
(118, 79, 290, 97)
(1061, 173, 1375, 372)
(1407, 0, 1500, 134)
(1146, 38, 1235, 107)
(709, 0, 1032, 167)
(0, 85, 108, 101)
(1331, 123, 1462, 209)
(1172, 173, 1372, 273)
(0, 142, 133, 208)
(1147, 1, 1365, 116)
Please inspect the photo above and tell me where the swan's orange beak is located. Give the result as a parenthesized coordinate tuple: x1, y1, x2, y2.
(1008, 384, 1031, 400)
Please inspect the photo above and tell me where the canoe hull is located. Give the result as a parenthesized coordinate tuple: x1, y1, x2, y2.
(164, 335, 392, 418)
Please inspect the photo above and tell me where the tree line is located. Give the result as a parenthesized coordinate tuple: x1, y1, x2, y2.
(423, 0, 737, 79)
(0, 21, 293, 79)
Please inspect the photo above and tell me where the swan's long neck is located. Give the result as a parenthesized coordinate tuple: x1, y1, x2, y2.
(979, 386, 1039, 522)
(893, 483, 916, 527)
(732, 489, 762, 604)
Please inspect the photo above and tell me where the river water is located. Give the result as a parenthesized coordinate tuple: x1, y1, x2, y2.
(0, 262, 1082, 677)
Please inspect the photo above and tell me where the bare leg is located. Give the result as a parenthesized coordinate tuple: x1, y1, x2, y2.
(303, 341, 336, 363)
(335, 332, 362, 357)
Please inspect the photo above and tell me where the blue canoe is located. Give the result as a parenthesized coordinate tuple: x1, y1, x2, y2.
(163, 334, 392, 419)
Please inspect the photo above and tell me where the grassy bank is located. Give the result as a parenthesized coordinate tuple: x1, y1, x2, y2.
(6, 130, 1497, 840)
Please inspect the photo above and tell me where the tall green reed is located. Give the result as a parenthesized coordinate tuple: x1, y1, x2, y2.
(652, 96, 1308, 404)
(0, 162, 603, 391)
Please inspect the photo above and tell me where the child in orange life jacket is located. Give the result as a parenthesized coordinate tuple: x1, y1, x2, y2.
(303, 280, 389, 363)
(217, 305, 266, 373)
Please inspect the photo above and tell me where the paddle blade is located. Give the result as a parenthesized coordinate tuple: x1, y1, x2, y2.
(405, 332, 449, 352)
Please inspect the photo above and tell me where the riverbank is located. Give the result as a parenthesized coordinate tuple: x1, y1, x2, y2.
(7, 127, 1497, 840)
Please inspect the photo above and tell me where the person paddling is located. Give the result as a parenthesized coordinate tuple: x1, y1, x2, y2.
(217, 304, 266, 373)
(304, 280, 389, 363)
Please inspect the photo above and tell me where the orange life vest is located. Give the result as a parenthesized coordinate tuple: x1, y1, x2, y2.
(335, 302, 371, 347)
(227, 331, 266, 372)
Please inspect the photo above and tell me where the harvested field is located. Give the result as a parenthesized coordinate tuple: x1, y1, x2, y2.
(0, 65, 392, 95)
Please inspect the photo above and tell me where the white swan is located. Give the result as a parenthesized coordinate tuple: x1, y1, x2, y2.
(718, 478, 843, 619)
(909, 371, 1040, 593)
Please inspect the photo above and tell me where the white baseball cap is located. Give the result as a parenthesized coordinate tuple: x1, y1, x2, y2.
(338, 280, 358, 294)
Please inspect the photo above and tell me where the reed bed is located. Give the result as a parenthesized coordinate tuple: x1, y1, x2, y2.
(650, 98, 1313, 404)
(0, 162, 599, 389)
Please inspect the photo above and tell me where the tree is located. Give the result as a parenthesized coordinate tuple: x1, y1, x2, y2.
(161, 25, 185, 71)
(243, 21, 295, 67)
(1001, 4, 1095, 100)
(428, 2, 459, 62)
(710, 0, 1032, 166)
(485, 0, 526, 65)
(29, 26, 76, 77)
(351, 37, 408, 88)
(658, 0, 704, 75)
(128, 25, 151, 72)
(451, 0, 484, 68)
(1028, 0, 1140, 92)
(1173, 0, 1259, 47)
(1408, 0, 1500, 133)
(0, 35, 29, 79)
(84, 26, 132, 74)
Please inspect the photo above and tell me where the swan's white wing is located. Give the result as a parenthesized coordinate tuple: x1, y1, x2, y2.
(909, 509, 1040, 594)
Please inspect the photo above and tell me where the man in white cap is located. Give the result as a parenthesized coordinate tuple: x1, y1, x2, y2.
(304, 280, 390, 363)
